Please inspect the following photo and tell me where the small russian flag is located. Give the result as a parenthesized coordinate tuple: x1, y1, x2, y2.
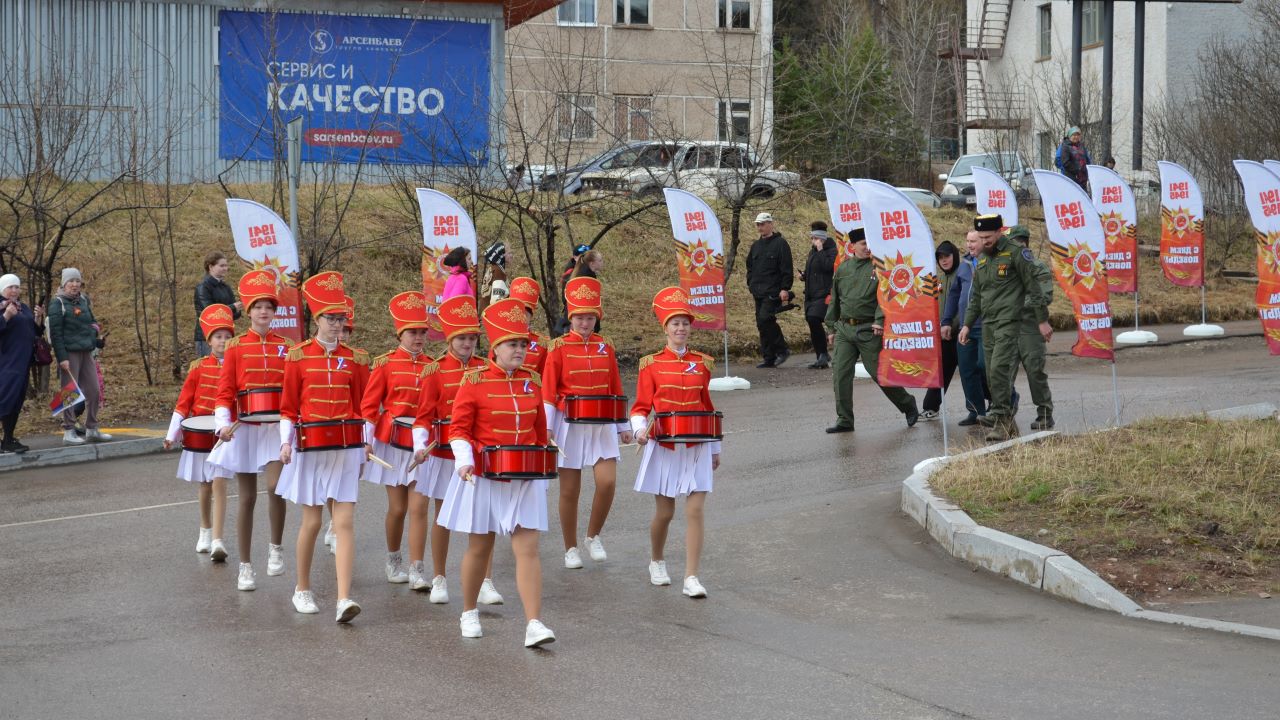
(50, 379, 85, 417)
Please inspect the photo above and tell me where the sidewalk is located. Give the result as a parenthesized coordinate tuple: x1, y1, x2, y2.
(0, 423, 167, 474)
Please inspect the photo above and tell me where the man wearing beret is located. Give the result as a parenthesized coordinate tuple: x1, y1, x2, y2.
(958, 215, 1050, 441)
(1006, 225, 1056, 429)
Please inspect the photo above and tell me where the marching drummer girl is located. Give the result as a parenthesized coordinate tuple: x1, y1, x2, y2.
(491, 277, 547, 374)
(212, 270, 292, 592)
(630, 287, 722, 599)
(359, 291, 433, 585)
(409, 295, 506, 605)
(275, 271, 370, 622)
(164, 304, 235, 563)
(325, 294, 360, 554)
(441, 298, 557, 647)
(542, 276, 632, 568)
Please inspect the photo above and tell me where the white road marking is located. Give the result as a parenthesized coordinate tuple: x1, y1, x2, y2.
(0, 491, 267, 530)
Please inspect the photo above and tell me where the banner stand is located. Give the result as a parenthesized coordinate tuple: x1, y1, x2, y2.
(1116, 292, 1158, 344)
(1110, 362, 1121, 425)
(708, 331, 751, 392)
(1183, 285, 1225, 337)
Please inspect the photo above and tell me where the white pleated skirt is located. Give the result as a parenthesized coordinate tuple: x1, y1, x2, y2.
(437, 473, 548, 536)
(207, 421, 280, 475)
(633, 442, 716, 498)
(175, 450, 231, 484)
(412, 455, 455, 500)
(275, 447, 365, 506)
(363, 440, 414, 487)
(553, 419, 621, 470)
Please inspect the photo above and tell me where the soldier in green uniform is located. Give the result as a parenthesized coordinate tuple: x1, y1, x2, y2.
(1006, 225, 1056, 430)
(823, 228, 920, 434)
(958, 215, 1050, 442)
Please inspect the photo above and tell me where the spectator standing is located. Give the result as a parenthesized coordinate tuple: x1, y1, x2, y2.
(942, 232, 991, 425)
(1054, 126, 1093, 191)
(48, 268, 110, 445)
(798, 221, 837, 369)
(0, 274, 44, 453)
(481, 242, 508, 309)
(921, 241, 961, 419)
(745, 212, 794, 368)
(194, 251, 243, 357)
(554, 244, 592, 336)
(441, 247, 475, 301)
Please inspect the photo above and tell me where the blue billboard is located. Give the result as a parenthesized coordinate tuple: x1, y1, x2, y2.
(218, 11, 491, 165)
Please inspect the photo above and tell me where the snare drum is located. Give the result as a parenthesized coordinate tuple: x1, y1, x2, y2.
(564, 395, 627, 424)
(237, 388, 282, 423)
(478, 445, 557, 481)
(430, 419, 453, 459)
(389, 416, 415, 451)
(652, 411, 723, 443)
(180, 415, 218, 453)
(296, 420, 365, 452)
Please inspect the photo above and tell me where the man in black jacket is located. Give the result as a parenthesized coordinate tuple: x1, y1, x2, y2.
(799, 221, 837, 368)
(194, 251, 243, 357)
(745, 212, 793, 368)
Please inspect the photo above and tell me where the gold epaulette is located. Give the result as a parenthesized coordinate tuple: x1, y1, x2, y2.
(548, 336, 565, 351)
(224, 335, 242, 349)
(372, 351, 392, 369)
(462, 367, 485, 384)
(188, 358, 203, 373)
(418, 360, 439, 379)
(598, 335, 615, 350)
(638, 353, 657, 371)
(287, 340, 312, 361)
(526, 369, 542, 387)
(351, 348, 371, 366)
(695, 351, 715, 372)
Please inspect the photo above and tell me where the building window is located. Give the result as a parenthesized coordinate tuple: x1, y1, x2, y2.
(718, 100, 750, 143)
(719, 0, 750, 29)
(1082, 1, 1103, 45)
(614, 95, 652, 141)
(558, 94, 596, 140)
(557, 0, 596, 25)
(615, 0, 649, 25)
(1037, 5, 1051, 59)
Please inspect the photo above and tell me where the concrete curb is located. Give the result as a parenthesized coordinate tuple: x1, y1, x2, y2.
(0, 437, 166, 473)
(902, 413, 1280, 642)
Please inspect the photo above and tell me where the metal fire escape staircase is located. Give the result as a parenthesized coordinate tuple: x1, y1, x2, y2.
(937, 0, 1023, 130)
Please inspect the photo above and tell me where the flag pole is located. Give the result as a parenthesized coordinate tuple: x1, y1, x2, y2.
(940, 386, 950, 456)
(1200, 283, 1208, 326)
(722, 330, 730, 378)
(1133, 292, 1140, 332)
(1110, 361, 1121, 425)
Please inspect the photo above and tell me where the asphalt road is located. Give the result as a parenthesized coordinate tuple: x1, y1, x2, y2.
(2, 336, 1278, 719)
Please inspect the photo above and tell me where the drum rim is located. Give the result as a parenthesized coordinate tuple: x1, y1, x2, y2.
(238, 387, 282, 396)
(180, 417, 218, 431)
(565, 394, 628, 401)
(654, 410, 724, 418)
(239, 413, 282, 424)
(480, 444, 556, 452)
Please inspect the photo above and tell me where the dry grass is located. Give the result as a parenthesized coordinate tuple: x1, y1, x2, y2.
(932, 417, 1280, 599)
(12, 184, 1259, 433)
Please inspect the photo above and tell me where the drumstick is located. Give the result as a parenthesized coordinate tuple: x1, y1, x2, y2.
(211, 421, 240, 452)
(406, 442, 436, 474)
(367, 452, 394, 470)
(548, 439, 566, 458)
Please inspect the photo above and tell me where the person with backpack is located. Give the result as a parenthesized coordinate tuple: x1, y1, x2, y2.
(1054, 126, 1093, 190)
(47, 268, 110, 445)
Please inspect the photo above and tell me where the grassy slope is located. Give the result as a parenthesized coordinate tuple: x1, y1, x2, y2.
(28, 184, 1259, 428)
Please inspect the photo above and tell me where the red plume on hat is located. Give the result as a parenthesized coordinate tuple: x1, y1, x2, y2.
(652, 286, 694, 326)
(565, 276, 603, 318)
(437, 294, 481, 342)
(238, 270, 279, 310)
(302, 271, 347, 317)
(482, 298, 531, 348)
(199, 303, 236, 340)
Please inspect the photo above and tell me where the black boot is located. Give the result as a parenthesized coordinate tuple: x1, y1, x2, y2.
(808, 353, 830, 369)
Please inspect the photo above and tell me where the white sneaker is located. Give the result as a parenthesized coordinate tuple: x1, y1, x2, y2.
(459, 609, 482, 638)
(524, 619, 556, 648)
(648, 560, 671, 586)
(209, 539, 228, 563)
(386, 552, 409, 584)
(586, 535, 607, 561)
(237, 563, 256, 591)
(195, 528, 212, 553)
(682, 575, 708, 598)
(62, 430, 85, 446)
(477, 578, 503, 605)
(292, 589, 319, 614)
(336, 598, 361, 623)
(409, 563, 430, 591)
(267, 543, 285, 576)
(86, 428, 113, 442)
(563, 547, 584, 569)
(429, 575, 450, 604)
(324, 522, 335, 548)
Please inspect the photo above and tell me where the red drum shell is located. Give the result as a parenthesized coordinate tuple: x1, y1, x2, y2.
(180, 415, 218, 453)
(652, 411, 723, 443)
(564, 395, 627, 424)
(478, 445, 557, 481)
(297, 420, 365, 452)
(430, 419, 454, 459)
(237, 388, 282, 423)
(389, 416, 415, 451)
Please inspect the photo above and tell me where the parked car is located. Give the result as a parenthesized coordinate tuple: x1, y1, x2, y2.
(896, 187, 942, 209)
(938, 152, 1036, 208)
(536, 142, 653, 195)
(576, 141, 798, 201)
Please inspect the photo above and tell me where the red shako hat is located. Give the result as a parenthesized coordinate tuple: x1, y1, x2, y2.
(437, 294, 481, 342)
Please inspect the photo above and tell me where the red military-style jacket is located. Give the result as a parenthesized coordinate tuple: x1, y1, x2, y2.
(175, 355, 224, 418)
(412, 350, 486, 457)
(214, 328, 292, 425)
(447, 361, 548, 476)
(280, 339, 370, 427)
(542, 331, 624, 412)
(488, 331, 546, 375)
(630, 347, 717, 450)
(360, 346, 433, 444)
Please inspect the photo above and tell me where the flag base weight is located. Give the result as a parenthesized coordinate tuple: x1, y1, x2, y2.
(709, 376, 751, 392)
(1182, 324, 1224, 338)
(1115, 330, 1159, 345)
(855, 362, 870, 379)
